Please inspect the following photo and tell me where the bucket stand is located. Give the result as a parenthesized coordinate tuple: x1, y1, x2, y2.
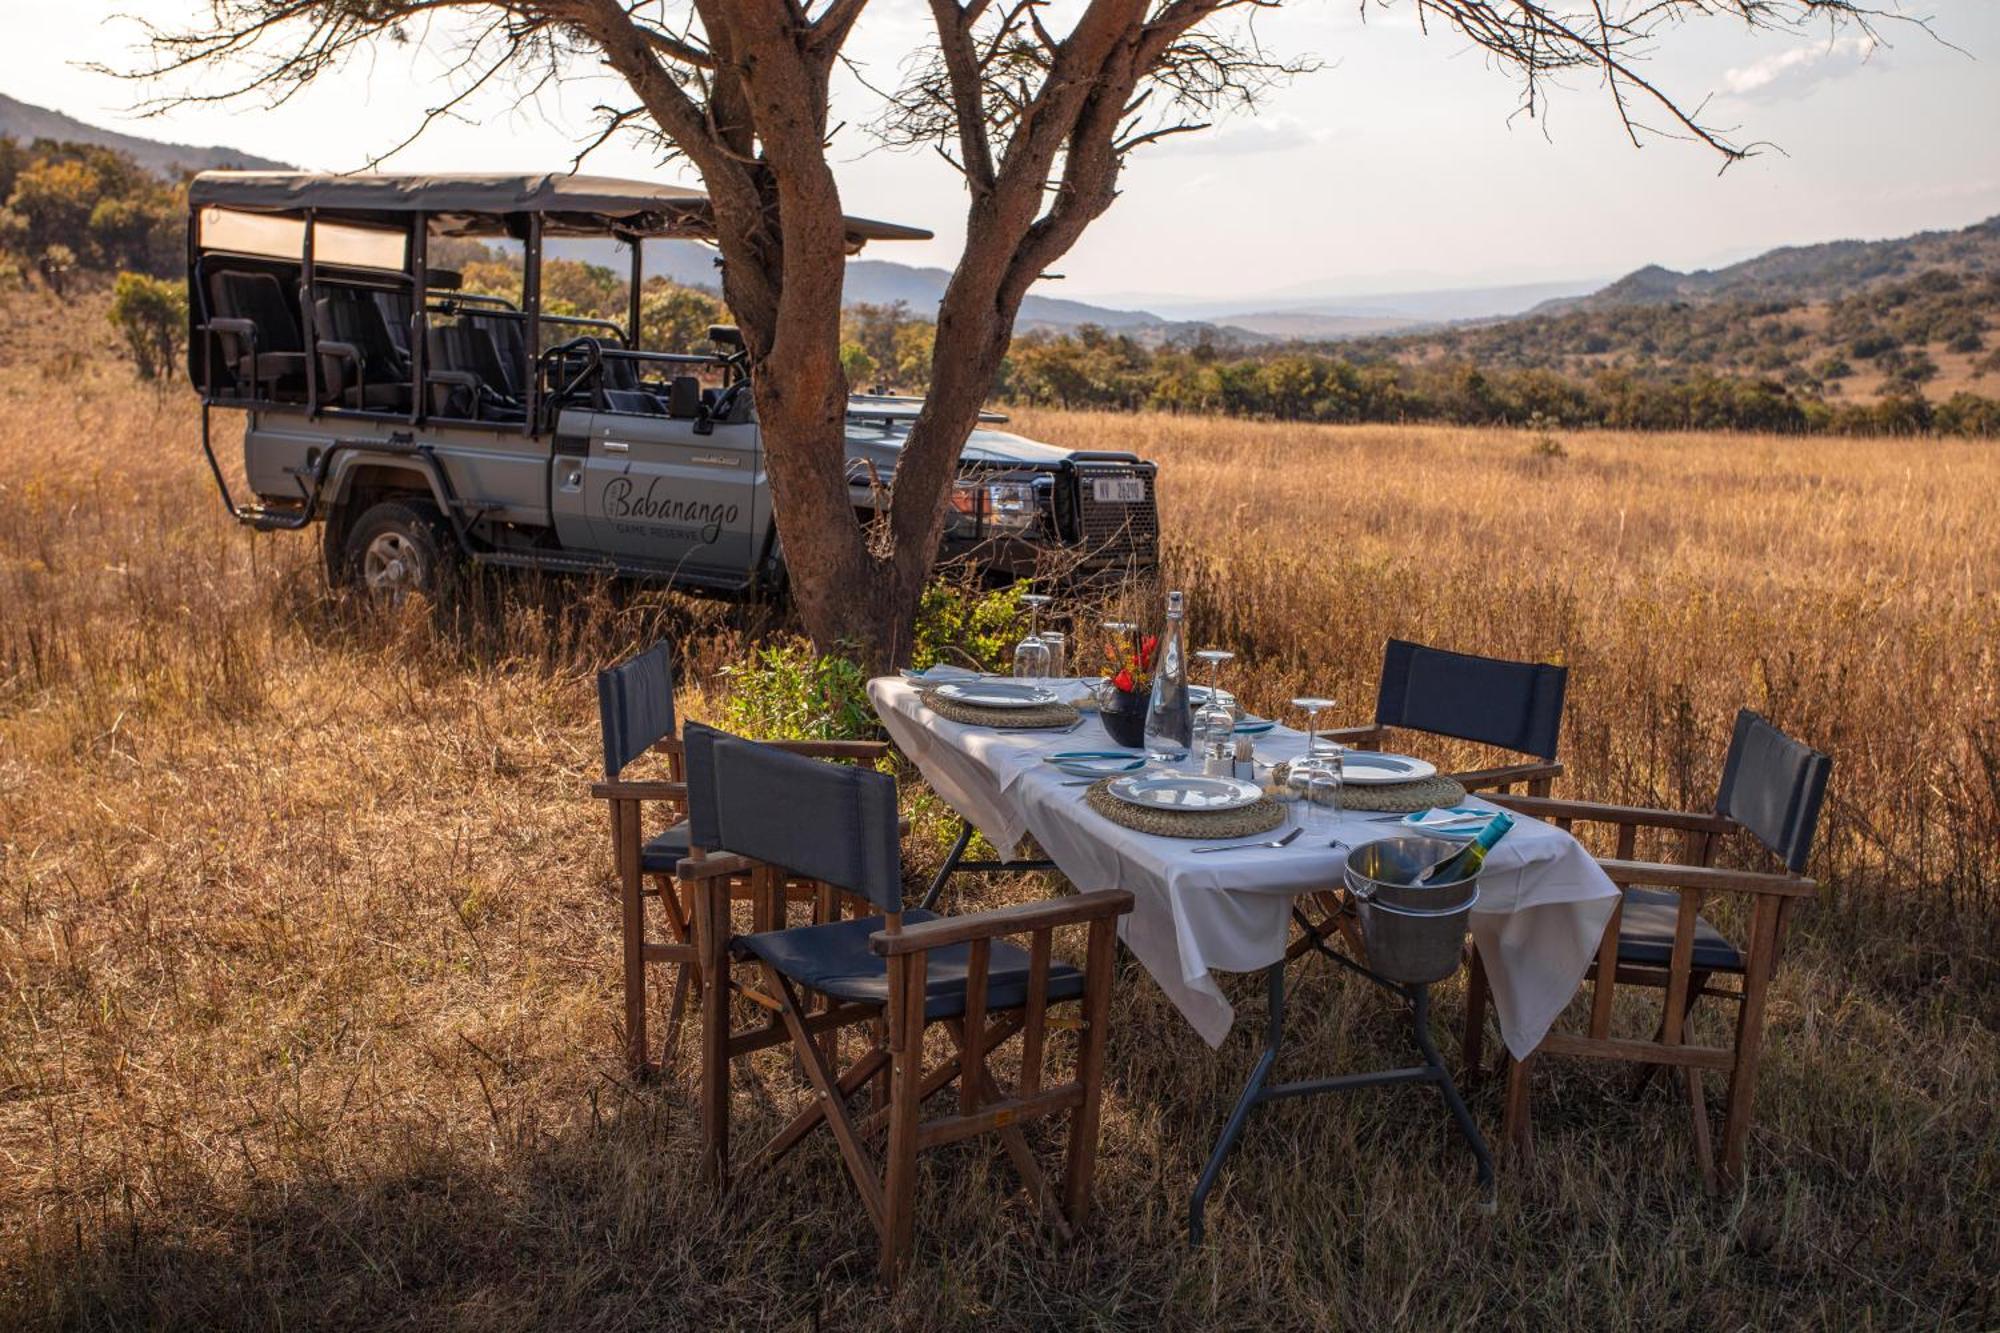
(1187, 928, 1497, 1245)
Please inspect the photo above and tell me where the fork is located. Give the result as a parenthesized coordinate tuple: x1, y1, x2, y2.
(1190, 827, 1303, 855)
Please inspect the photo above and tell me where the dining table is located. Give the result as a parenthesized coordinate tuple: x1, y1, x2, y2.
(868, 676, 1621, 1061)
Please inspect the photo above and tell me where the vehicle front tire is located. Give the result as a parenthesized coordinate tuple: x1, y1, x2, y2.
(338, 499, 456, 603)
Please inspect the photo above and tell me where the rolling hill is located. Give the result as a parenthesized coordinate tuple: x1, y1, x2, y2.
(1538, 214, 2000, 314)
(0, 92, 289, 177)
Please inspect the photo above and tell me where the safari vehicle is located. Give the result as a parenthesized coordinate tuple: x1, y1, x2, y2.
(183, 171, 1160, 598)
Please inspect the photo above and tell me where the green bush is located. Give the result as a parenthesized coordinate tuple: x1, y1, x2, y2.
(108, 271, 187, 380)
(911, 579, 1028, 672)
(720, 638, 876, 740)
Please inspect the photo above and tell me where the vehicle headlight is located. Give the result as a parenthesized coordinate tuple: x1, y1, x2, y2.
(949, 479, 1040, 535)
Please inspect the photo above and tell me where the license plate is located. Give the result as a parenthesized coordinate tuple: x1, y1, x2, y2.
(1091, 477, 1145, 503)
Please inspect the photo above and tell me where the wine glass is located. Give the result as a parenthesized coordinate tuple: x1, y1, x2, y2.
(1193, 649, 1236, 773)
(1014, 593, 1052, 679)
(1287, 695, 1343, 818)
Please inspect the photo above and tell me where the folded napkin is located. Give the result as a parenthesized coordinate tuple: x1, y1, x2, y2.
(1399, 805, 1497, 834)
(900, 664, 987, 684)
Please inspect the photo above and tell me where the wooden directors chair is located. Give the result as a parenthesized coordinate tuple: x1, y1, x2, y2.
(1477, 709, 1831, 1185)
(677, 722, 1133, 1282)
(591, 643, 886, 1075)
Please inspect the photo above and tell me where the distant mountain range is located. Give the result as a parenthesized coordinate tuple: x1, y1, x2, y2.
(0, 92, 289, 177)
(1535, 215, 2000, 315)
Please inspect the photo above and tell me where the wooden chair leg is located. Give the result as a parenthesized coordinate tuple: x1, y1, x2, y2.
(1462, 943, 1490, 1083)
(1685, 1069, 1717, 1190)
(1062, 918, 1118, 1228)
(1503, 1053, 1537, 1165)
(696, 880, 731, 1186)
(614, 800, 649, 1077)
(880, 955, 926, 1283)
(1719, 897, 1782, 1184)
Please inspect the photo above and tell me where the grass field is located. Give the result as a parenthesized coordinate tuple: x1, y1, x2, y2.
(2, 298, 1996, 1328)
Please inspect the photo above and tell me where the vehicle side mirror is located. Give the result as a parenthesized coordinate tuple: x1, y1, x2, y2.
(667, 375, 702, 419)
(707, 323, 744, 351)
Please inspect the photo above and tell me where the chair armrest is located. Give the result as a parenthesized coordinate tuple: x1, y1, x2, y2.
(425, 370, 480, 388)
(317, 339, 361, 364)
(1485, 793, 1738, 835)
(201, 317, 256, 338)
(766, 739, 890, 761)
(869, 889, 1134, 956)
(1597, 859, 1816, 898)
(1453, 760, 1564, 791)
(590, 779, 687, 801)
(675, 852, 754, 882)
(1321, 725, 1384, 747)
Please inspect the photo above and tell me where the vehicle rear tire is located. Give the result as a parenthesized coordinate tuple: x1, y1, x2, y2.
(338, 498, 457, 603)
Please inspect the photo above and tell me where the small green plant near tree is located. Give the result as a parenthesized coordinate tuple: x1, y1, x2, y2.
(720, 639, 875, 741)
(718, 579, 1030, 740)
(108, 272, 188, 381)
(911, 578, 1028, 672)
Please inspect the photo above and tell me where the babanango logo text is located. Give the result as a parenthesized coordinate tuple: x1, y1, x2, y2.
(603, 476, 739, 545)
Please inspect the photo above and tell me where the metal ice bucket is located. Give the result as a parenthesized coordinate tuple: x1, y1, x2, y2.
(1343, 835, 1481, 985)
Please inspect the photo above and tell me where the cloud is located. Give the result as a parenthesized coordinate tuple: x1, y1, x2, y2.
(1158, 114, 1339, 157)
(1723, 35, 1884, 101)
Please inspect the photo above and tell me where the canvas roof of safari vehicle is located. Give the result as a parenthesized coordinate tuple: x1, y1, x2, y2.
(187, 171, 932, 249)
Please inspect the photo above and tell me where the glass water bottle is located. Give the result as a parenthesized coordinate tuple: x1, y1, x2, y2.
(1144, 590, 1192, 763)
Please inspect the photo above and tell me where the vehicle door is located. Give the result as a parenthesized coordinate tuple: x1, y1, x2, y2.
(581, 405, 761, 579)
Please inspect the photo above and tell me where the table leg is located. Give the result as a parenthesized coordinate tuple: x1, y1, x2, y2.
(1189, 962, 1286, 1246)
(919, 817, 1059, 912)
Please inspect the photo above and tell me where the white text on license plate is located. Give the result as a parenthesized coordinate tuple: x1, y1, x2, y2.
(1092, 477, 1145, 503)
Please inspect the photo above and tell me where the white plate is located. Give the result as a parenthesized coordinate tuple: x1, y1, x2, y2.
(1107, 773, 1263, 812)
(932, 680, 1060, 710)
(1337, 752, 1439, 786)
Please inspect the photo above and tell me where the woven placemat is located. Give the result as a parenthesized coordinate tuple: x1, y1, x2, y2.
(920, 687, 1080, 729)
(1271, 764, 1467, 814)
(1083, 778, 1287, 839)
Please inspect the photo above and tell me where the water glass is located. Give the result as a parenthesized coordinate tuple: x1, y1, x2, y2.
(1038, 630, 1067, 680)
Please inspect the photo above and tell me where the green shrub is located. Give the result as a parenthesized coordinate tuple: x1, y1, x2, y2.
(720, 638, 876, 740)
(108, 271, 187, 380)
(911, 578, 1028, 672)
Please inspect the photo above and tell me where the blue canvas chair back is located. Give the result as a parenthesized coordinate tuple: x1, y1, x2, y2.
(683, 722, 903, 913)
(597, 642, 677, 778)
(1374, 638, 1568, 761)
(1715, 709, 1831, 874)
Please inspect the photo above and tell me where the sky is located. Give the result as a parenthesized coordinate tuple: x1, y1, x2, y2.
(3, 0, 1997, 308)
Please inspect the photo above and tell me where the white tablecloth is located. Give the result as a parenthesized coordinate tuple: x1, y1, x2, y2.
(870, 678, 1619, 1058)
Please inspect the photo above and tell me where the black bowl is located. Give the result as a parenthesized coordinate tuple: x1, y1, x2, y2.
(1098, 688, 1148, 749)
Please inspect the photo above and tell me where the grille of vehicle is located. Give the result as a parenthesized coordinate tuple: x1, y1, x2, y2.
(1068, 461, 1160, 568)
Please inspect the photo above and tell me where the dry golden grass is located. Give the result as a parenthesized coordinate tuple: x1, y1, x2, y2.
(2, 293, 1996, 1329)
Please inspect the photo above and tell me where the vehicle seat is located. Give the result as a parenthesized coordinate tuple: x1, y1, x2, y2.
(313, 290, 411, 412)
(600, 352, 666, 416)
(464, 313, 527, 397)
(373, 290, 414, 357)
(205, 270, 307, 400)
(425, 323, 524, 423)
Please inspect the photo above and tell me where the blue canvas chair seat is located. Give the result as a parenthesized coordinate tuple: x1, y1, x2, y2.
(640, 821, 693, 873)
(733, 911, 1088, 1021)
(1614, 888, 1743, 972)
